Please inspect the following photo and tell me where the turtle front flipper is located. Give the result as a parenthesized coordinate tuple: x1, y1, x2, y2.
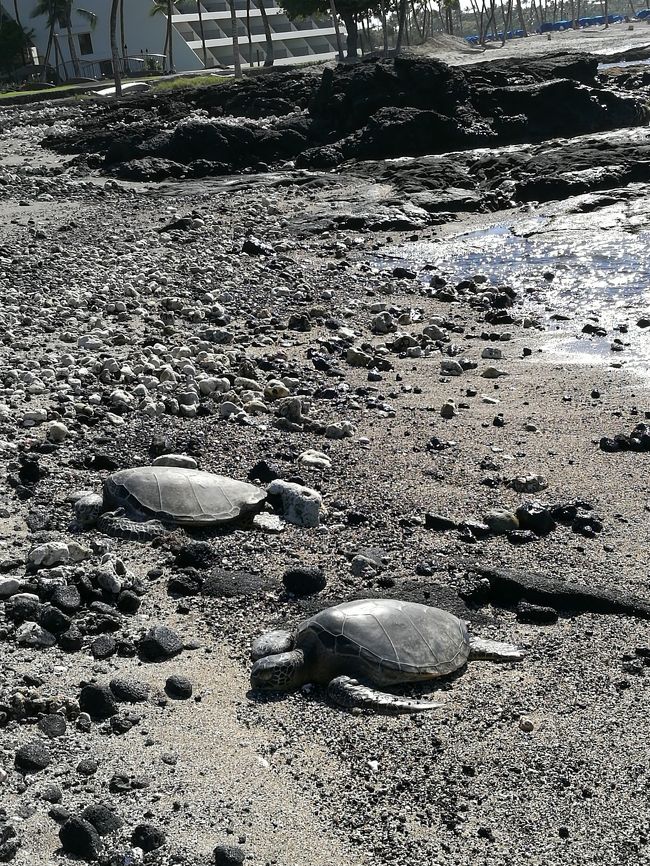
(468, 636, 523, 662)
(327, 676, 443, 715)
(97, 509, 170, 542)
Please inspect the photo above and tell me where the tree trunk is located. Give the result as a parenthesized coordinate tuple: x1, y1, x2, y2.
(514, 0, 527, 32)
(409, 0, 423, 40)
(12, 0, 22, 28)
(245, 0, 253, 65)
(197, 1, 208, 66)
(329, 0, 345, 60)
(167, 0, 175, 72)
(228, 0, 242, 77)
(110, 0, 122, 95)
(395, 0, 408, 52)
(603, 0, 608, 25)
(41, 8, 56, 81)
(379, 1, 388, 55)
(258, 0, 274, 66)
(65, 13, 81, 78)
(340, 9, 358, 56)
(120, 0, 126, 61)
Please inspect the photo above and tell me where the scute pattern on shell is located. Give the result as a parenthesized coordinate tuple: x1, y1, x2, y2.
(104, 466, 266, 526)
(298, 599, 471, 679)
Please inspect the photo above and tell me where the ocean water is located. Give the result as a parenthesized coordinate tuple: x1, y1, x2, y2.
(376, 216, 650, 372)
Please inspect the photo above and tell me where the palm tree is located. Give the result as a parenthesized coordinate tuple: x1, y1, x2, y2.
(245, 0, 253, 65)
(13, 0, 23, 29)
(31, 0, 62, 80)
(196, 0, 208, 67)
(110, 0, 122, 94)
(62, 3, 97, 78)
(329, 0, 344, 60)
(149, 0, 174, 71)
(166, 0, 175, 72)
(258, 0, 273, 66)
(227, 0, 242, 78)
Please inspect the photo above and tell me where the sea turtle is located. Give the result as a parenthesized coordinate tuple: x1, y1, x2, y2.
(74, 466, 266, 541)
(250, 598, 523, 713)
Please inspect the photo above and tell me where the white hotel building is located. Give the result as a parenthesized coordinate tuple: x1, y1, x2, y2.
(5, 0, 341, 79)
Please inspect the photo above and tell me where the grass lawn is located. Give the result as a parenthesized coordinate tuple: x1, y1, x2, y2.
(150, 74, 230, 92)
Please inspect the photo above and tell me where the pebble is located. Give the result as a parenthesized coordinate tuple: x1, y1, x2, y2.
(298, 449, 332, 470)
(152, 453, 198, 469)
(47, 421, 69, 442)
(481, 366, 509, 378)
(214, 844, 246, 866)
(282, 565, 326, 595)
(165, 675, 193, 699)
(59, 817, 102, 860)
(138, 625, 184, 661)
(79, 684, 118, 720)
(110, 677, 150, 703)
(267, 480, 322, 528)
(15, 742, 51, 773)
(484, 509, 519, 534)
(440, 400, 457, 419)
(132, 824, 166, 852)
(28, 541, 69, 568)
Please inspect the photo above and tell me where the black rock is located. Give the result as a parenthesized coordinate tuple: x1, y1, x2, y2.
(167, 573, 202, 596)
(247, 460, 282, 484)
(38, 714, 66, 738)
(165, 675, 193, 700)
(59, 817, 102, 860)
(15, 742, 51, 773)
(116, 590, 141, 614)
(80, 804, 123, 836)
(77, 759, 99, 776)
(131, 824, 166, 852)
(516, 601, 559, 624)
(242, 236, 274, 256)
(40, 784, 62, 803)
(39, 605, 72, 635)
(424, 513, 459, 531)
(58, 625, 84, 652)
(202, 568, 270, 598)
(515, 502, 556, 536)
(507, 530, 538, 545)
(90, 635, 117, 660)
(0, 838, 20, 863)
(282, 565, 326, 596)
(50, 585, 81, 614)
(79, 684, 118, 720)
(109, 677, 150, 703)
(214, 843, 245, 866)
(173, 541, 219, 570)
(138, 625, 183, 661)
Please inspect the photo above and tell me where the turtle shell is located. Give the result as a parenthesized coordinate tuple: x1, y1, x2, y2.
(103, 466, 266, 527)
(296, 598, 470, 687)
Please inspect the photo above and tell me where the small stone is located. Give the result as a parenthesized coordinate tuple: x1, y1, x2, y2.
(516, 601, 559, 624)
(138, 625, 183, 661)
(77, 759, 99, 776)
(15, 742, 51, 774)
(79, 684, 117, 720)
(282, 565, 326, 596)
(131, 824, 166, 852)
(252, 513, 284, 533)
(90, 635, 117, 659)
(0, 578, 22, 599)
(424, 513, 458, 531)
(38, 714, 66, 739)
(110, 677, 150, 703)
(519, 717, 534, 732)
(214, 844, 245, 866)
(28, 541, 69, 568)
(165, 675, 193, 700)
(298, 449, 331, 470)
(267, 480, 321, 528)
(59, 817, 102, 860)
(47, 422, 68, 443)
(481, 367, 509, 378)
(152, 454, 198, 469)
(484, 509, 519, 534)
(16, 623, 56, 648)
(440, 360, 463, 376)
(440, 400, 457, 419)
(80, 804, 123, 836)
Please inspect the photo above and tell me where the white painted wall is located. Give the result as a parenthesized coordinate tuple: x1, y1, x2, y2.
(10, 0, 202, 78)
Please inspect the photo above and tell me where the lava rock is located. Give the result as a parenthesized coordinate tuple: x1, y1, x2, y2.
(516, 600, 559, 624)
(80, 804, 123, 836)
(109, 677, 150, 703)
(213, 844, 246, 866)
(165, 675, 193, 700)
(138, 625, 183, 661)
(59, 817, 102, 860)
(131, 824, 166, 852)
(79, 684, 117, 719)
(282, 565, 326, 595)
(38, 714, 66, 738)
(15, 742, 51, 774)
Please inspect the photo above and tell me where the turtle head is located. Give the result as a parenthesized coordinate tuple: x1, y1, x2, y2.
(250, 650, 305, 692)
(74, 493, 105, 528)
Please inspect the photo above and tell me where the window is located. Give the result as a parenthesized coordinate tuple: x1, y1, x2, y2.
(78, 33, 93, 55)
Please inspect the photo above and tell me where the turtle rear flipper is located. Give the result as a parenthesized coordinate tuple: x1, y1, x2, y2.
(327, 676, 443, 715)
(468, 636, 523, 662)
(98, 509, 170, 542)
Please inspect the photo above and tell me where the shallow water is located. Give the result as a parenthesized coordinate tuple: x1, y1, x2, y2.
(377, 216, 650, 374)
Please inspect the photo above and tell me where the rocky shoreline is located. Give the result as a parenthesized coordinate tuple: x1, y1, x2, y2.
(1, 50, 650, 866)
